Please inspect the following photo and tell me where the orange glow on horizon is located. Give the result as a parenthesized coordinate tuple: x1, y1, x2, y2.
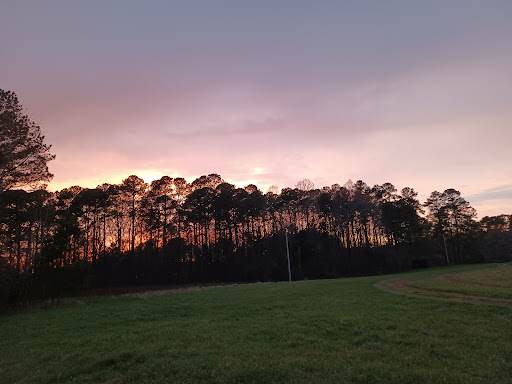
(48, 168, 274, 194)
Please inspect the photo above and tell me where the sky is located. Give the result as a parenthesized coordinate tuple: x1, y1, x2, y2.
(1, 0, 511, 217)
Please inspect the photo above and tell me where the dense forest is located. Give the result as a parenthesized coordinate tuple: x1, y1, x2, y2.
(1, 173, 511, 306)
(1, 88, 511, 307)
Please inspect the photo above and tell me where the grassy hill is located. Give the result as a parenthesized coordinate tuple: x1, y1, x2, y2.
(1, 263, 511, 384)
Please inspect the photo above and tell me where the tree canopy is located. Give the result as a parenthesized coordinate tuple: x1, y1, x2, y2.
(0, 89, 55, 193)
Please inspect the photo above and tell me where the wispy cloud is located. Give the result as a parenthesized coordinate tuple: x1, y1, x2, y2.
(467, 185, 512, 203)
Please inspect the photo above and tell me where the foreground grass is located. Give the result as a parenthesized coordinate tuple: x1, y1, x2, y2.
(1, 264, 511, 384)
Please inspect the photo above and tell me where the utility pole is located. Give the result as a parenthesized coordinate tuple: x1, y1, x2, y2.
(443, 234, 450, 264)
(285, 231, 292, 282)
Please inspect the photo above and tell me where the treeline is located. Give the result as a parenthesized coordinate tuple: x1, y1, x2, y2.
(1, 173, 511, 306)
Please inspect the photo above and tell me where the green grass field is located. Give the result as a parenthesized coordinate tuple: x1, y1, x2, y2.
(1, 264, 511, 384)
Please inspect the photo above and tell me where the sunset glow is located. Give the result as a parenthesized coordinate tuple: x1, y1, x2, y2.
(1, 1, 511, 217)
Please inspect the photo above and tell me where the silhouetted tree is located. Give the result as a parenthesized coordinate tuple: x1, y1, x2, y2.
(267, 185, 280, 194)
(295, 178, 314, 191)
(425, 189, 478, 262)
(0, 89, 55, 193)
(481, 214, 510, 232)
(173, 177, 189, 238)
(480, 214, 512, 262)
(377, 185, 423, 245)
(121, 176, 147, 251)
(149, 176, 176, 247)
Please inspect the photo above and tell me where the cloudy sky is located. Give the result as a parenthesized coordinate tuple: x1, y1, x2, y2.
(1, 1, 511, 217)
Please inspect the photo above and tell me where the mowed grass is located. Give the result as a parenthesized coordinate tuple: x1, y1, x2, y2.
(1, 264, 511, 384)
(408, 263, 512, 300)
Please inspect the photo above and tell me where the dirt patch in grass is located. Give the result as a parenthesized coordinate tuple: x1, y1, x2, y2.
(376, 276, 512, 307)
